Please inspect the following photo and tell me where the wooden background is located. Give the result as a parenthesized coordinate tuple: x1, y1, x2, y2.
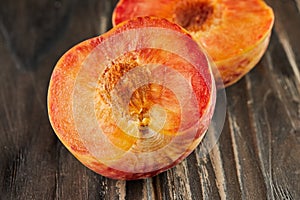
(0, 0, 299, 199)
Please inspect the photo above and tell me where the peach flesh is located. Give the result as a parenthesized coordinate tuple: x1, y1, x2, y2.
(48, 17, 216, 180)
(112, 0, 275, 87)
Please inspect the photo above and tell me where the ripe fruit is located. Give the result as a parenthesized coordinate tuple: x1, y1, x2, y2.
(48, 17, 216, 180)
(113, 0, 275, 87)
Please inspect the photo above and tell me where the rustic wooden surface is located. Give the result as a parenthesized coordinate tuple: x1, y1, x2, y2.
(0, 0, 299, 199)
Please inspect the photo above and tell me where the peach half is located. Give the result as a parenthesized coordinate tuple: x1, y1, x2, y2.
(48, 17, 216, 180)
(113, 0, 275, 87)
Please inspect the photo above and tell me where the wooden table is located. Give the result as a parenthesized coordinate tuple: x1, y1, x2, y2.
(0, 0, 299, 199)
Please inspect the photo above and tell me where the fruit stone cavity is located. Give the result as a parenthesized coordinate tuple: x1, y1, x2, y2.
(173, 0, 214, 32)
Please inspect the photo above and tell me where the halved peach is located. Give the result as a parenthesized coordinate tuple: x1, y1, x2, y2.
(48, 17, 216, 180)
(113, 0, 274, 87)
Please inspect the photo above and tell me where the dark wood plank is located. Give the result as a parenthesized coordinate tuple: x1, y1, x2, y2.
(0, 0, 120, 199)
(245, 31, 300, 199)
(0, 0, 299, 199)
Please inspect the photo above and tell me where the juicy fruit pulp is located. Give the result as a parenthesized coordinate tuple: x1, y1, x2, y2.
(48, 17, 216, 180)
(113, 0, 275, 87)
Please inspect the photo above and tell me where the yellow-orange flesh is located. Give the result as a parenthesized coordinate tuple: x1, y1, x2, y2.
(48, 17, 216, 180)
(113, 0, 274, 87)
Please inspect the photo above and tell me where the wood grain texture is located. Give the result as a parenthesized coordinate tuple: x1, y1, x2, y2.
(0, 0, 299, 199)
